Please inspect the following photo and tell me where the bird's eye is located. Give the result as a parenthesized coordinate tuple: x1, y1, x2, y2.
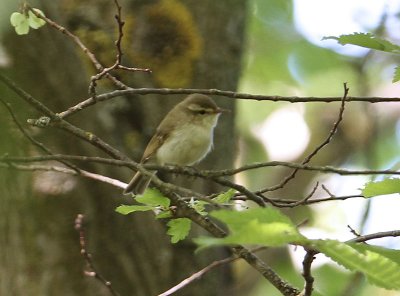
(199, 110, 206, 115)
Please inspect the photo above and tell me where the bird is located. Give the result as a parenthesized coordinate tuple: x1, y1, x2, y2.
(124, 93, 227, 195)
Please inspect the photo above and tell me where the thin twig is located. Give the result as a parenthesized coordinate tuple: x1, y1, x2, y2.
(347, 225, 361, 238)
(3, 155, 400, 178)
(0, 162, 126, 188)
(75, 214, 120, 296)
(284, 182, 320, 208)
(87, 0, 150, 96)
(258, 83, 349, 195)
(302, 248, 318, 296)
(56, 86, 400, 119)
(158, 247, 267, 296)
(0, 97, 81, 172)
(27, 6, 128, 91)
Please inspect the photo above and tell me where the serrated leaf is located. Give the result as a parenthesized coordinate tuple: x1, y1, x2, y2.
(167, 218, 191, 243)
(213, 189, 236, 204)
(393, 66, 400, 83)
(361, 178, 400, 197)
(313, 240, 400, 290)
(28, 9, 46, 29)
(115, 204, 154, 215)
(323, 33, 400, 54)
(194, 208, 307, 248)
(350, 243, 400, 266)
(10, 12, 30, 35)
(136, 188, 170, 208)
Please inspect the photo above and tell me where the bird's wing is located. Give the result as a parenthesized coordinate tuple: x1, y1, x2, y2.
(141, 130, 167, 163)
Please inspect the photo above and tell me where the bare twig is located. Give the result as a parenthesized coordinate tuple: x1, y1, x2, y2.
(56, 86, 400, 119)
(0, 157, 368, 207)
(258, 83, 349, 195)
(321, 184, 335, 197)
(347, 225, 361, 238)
(302, 248, 318, 296)
(87, 0, 151, 96)
(3, 155, 399, 178)
(0, 97, 81, 172)
(75, 214, 120, 296)
(158, 246, 267, 296)
(284, 182, 320, 208)
(158, 257, 236, 296)
(0, 162, 126, 188)
(27, 6, 128, 91)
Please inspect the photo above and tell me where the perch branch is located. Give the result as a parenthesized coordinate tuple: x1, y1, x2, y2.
(57, 86, 400, 119)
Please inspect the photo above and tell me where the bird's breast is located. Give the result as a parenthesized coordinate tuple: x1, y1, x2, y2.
(156, 122, 215, 165)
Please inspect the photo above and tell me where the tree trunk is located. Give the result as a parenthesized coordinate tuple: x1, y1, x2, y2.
(0, 0, 247, 295)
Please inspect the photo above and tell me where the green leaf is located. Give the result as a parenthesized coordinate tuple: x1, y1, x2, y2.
(213, 189, 236, 204)
(115, 204, 154, 215)
(136, 188, 170, 208)
(10, 12, 30, 35)
(350, 243, 400, 266)
(393, 66, 400, 83)
(313, 240, 400, 290)
(28, 9, 46, 29)
(167, 218, 191, 243)
(194, 208, 307, 248)
(155, 210, 173, 219)
(323, 33, 400, 54)
(361, 178, 400, 198)
(191, 200, 208, 216)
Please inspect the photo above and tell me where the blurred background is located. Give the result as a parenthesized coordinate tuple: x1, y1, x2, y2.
(1, 0, 400, 295)
(237, 1, 400, 295)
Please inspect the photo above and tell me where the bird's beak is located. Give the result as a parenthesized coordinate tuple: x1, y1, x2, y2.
(215, 107, 230, 114)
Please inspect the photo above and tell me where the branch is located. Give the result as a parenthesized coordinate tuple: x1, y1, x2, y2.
(3, 155, 399, 178)
(75, 214, 120, 296)
(157, 189, 301, 296)
(27, 6, 128, 91)
(300, 229, 400, 295)
(0, 156, 369, 207)
(0, 73, 130, 161)
(257, 83, 349, 195)
(0, 97, 81, 172)
(158, 247, 267, 296)
(158, 257, 236, 296)
(302, 249, 318, 296)
(56, 86, 400, 119)
(0, 162, 126, 188)
(87, 0, 151, 96)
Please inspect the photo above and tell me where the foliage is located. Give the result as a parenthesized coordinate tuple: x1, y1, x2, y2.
(167, 218, 192, 243)
(195, 207, 400, 291)
(312, 240, 400, 290)
(323, 33, 400, 82)
(195, 207, 306, 248)
(361, 178, 400, 198)
(10, 8, 45, 35)
(116, 189, 235, 243)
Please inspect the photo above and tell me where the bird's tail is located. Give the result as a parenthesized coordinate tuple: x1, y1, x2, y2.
(123, 171, 155, 195)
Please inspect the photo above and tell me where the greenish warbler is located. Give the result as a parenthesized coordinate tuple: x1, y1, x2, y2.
(124, 93, 227, 195)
